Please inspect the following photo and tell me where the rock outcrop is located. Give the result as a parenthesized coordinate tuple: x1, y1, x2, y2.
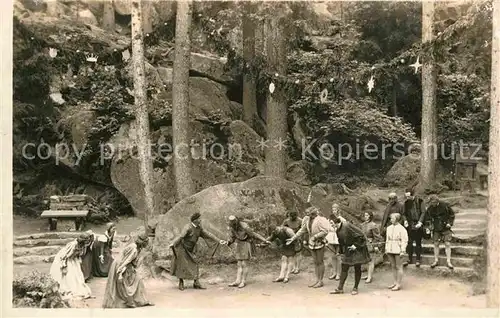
(153, 177, 318, 263)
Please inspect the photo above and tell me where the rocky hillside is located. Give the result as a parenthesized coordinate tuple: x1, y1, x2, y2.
(12, 0, 484, 221)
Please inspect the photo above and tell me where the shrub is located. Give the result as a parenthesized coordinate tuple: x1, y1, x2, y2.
(12, 270, 70, 308)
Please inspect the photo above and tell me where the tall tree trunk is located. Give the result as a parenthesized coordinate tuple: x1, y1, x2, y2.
(487, 0, 500, 307)
(392, 79, 398, 117)
(46, 0, 58, 17)
(172, 0, 195, 200)
(265, 16, 287, 178)
(418, 1, 437, 193)
(131, 1, 155, 221)
(102, 1, 115, 32)
(143, 1, 153, 34)
(242, 2, 257, 128)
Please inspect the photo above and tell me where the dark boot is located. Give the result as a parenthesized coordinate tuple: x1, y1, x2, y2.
(193, 280, 206, 289)
(178, 279, 185, 291)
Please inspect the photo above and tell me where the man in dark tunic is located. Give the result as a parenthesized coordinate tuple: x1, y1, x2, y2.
(330, 216, 371, 295)
(282, 211, 303, 274)
(169, 212, 227, 290)
(266, 226, 300, 283)
(402, 189, 426, 267)
(426, 194, 455, 269)
(380, 193, 405, 237)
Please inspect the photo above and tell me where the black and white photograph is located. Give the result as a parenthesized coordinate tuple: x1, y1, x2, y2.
(3, 0, 500, 314)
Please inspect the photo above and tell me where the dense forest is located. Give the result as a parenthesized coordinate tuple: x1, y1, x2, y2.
(12, 0, 493, 223)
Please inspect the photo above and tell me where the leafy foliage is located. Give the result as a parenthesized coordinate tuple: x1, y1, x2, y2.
(13, 270, 70, 308)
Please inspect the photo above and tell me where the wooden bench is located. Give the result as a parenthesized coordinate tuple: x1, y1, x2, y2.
(41, 210, 89, 231)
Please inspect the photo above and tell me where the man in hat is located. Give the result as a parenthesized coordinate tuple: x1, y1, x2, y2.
(103, 232, 153, 308)
(402, 189, 426, 267)
(380, 193, 405, 237)
(227, 215, 271, 288)
(169, 212, 227, 290)
(426, 194, 455, 269)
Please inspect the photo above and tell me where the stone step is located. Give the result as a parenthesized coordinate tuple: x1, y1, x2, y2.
(455, 208, 487, 216)
(13, 238, 75, 247)
(453, 219, 487, 227)
(15, 232, 128, 241)
(418, 254, 474, 268)
(455, 213, 488, 220)
(13, 246, 61, 257)
(401, 264, 477, 280)
(13, 255, 55, 265)
(452, 228, 485, 238)
(421, 243, 483, 257)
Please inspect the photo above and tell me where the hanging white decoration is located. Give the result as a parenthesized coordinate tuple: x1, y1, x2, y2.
(307, 190, 312, 203)
(329, 78, 334, 82)
(410, 56, 422, 74)
(122, 49, 131, 62)
(275, 73, 279, 77)
(295, 79, 300, 84)
(48, 48, 57, 58)
(400, 59, 405, 63)
(269, 82, 275, 94)
(320, 89, 328, 103)
(367, 75, 375, 93)
(86, 53, 98, 63)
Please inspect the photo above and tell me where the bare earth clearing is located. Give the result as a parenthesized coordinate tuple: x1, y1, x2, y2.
(14, 256, 485, 309)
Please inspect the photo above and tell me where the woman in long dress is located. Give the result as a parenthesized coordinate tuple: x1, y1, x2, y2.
(49, 233, 92, 300)
(92, 222, 116, 277)
(102, 233, 153, 308)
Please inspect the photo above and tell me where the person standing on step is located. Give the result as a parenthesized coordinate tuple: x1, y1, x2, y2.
(282, 210, 303, 274)
(385, 213, 408, 291)
(426, 194, 455, 269)
(402, 189, 426, 267)
(328, 203, 346, 281)
(102, 233, 153, 308)
(92, 222, 116, 277)
(380, 193, 405, 237)
(286, 206, 330, 288)
(265, 225, 300, 283)
(360, 211, 383, 283)
(169, 212, 227, 290)
(227, 215, 271, 288)
(330, 216, 371, 295)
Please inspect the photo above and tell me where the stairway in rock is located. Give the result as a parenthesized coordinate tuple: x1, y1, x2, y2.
(13, 232, 128, 266)
(404, 207, 487, 279)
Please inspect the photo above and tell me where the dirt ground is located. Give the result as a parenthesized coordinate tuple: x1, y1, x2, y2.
(15, 256, 485, 309)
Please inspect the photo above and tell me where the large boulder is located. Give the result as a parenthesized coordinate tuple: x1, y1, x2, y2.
(383, 154, 420, 187)
(153, 177, 331, 263)
(165, 51, 235, 85)
(110, 120, 264, 218)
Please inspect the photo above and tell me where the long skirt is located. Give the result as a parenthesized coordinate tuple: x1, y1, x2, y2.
(81, 250, 93, 281)
(92, 241, 114, 277)
(102, 261, 148, 308)
(171, 245, 199, 280)
(50, 254, 91, 299)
